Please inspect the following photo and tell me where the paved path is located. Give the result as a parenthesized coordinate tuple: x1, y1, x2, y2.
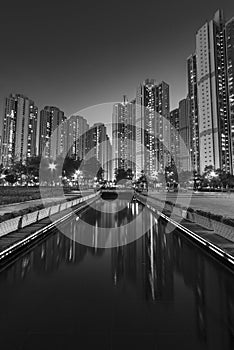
(137, 193, 234, 262)
(148, 190, 234, 219)
(0, 190, 93, 216)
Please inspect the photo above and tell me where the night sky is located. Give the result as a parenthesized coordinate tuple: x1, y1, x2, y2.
(1, 0, 234, 127)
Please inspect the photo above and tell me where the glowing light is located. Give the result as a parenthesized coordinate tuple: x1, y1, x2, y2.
(210, 171, 218, 178)
(48, 162, 56, 171)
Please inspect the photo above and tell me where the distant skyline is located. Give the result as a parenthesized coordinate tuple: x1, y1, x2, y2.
(1, 0, 234, 127)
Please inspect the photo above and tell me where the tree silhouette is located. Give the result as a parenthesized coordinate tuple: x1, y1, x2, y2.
(115, 168, 127, 183)
(5, 174, 17, 185)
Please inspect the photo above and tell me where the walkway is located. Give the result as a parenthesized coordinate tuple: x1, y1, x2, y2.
(148, 190, 234, 219)
(0, 190, 93, 216)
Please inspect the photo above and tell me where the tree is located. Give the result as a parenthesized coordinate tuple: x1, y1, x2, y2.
(138, 171, 147, 183)
(136, 170, 148, 191)
(26, 156, 41, 179)
(96, 167, 105, 182)
(5, 174, 17, 185)
(157, 171, 166, 185)
(126, 168, 134, 180)
(115, 168, 127, 183)
(228, 174, 234, 188)
(62, 157, 82, 179)
(200, 166, 229, 190)
(165, 164, 178, 184)
(178, 170, 193, 187)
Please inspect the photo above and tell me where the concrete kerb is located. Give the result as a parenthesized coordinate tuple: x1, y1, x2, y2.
(142, 192, 234, 243)
(0, 193, 99, 239)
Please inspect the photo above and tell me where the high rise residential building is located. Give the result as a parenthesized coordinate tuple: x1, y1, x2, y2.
(126, 99, 136, 173)
(179, 97, 191, 172)
(86, 123, 112, 181)
(196, 9, 232, 174)
(39, 106, 66, 160)
(66, 115, 89, 160)
(156, 81, 170, 168)
(136, 79, 170, 178)
(1, 94, 38, 166)
(170, 108, 180, 169)
(226, 17, 234, 172)
(187, 53, 200, 174)
(27, 103, 38, 158)
(136, 79, 156, 177)
(103, 134, 112, 182)
(112, 97, 136, 178)
(112, 100, 127, 173)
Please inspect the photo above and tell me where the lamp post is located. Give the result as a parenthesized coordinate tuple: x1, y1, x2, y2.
(74, 169, 81, 190)
(48, 162, 57, 186)
(0, 174, 6, 186)
(48, 162, 56, 171)
(209, 171, 218, 190)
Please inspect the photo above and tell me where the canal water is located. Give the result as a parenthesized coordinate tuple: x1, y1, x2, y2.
(0, 198, 234, 350)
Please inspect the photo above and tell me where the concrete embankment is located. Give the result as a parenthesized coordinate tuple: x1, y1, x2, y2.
(145, 193, 234, 243)
(136, 193, 234, 267)
(0, 192, 100, 264)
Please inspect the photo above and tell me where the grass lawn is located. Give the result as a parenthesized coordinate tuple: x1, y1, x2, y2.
(0, 186, 71, 205)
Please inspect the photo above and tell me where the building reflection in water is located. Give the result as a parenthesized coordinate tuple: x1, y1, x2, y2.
(0, 198, 234, 348)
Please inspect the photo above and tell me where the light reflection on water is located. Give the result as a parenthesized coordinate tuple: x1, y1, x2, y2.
(0, 199, 234, 349)
(61, 199, 150, 248)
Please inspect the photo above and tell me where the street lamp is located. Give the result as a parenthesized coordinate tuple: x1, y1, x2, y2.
(207, 170, 218, 190)
(210, 171, 218, 178)
(48, 162, 56, 187)
(74, 169, 82, 189)
(48, 162, 56, 171)
(0, 174, 6, 186)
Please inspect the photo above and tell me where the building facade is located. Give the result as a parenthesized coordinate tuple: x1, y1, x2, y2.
(112, 97, 136, 179)
(86, 123, 112, 181)
(136, 79, 170, 178)
(39, 106, 66, 160)
(156, 81, 171, 169)
(179, 97, 191, 172)
(66, 115, 89, 160)
(170, 108, 180, 170)
(196, 9, 232, 174)
(1, 94, 38, 166)
(226, 17, 234, 172)
(187, 53, 200, 174)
